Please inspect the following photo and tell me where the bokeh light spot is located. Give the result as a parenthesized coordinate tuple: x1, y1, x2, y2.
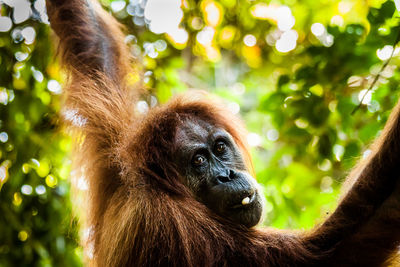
(311, 23, 325, 37)
(18, 231, 28, 242)
(275, 30, 298, 53)
(137, 100, 149, 114)
(35, 185, 46, 195)
(0, 132, 8, 143)
(21, 184, 33, 195)
(22, 163, 30, 174)
(247, 133, 262, 147)
(227, 102, 240, 114)
(13, 192, 22, 206)
(376, 45, 395, 61)
(318, 159, 332, 171)
(0, 165, 7, 184)
(333, 144, 345, 161)
(276, 6, 295, 31)
(145, 0, 183, 35)
(330, 15, 344, 27)
(167, 28, 189, 45)
(11, 0, 32, 24)
(15, 51, 29, 61)
(0, 17, 12, 32)
(21, 26, 36, 44)
(196, 26, 215, 46)
(266, 129, 279, 141)
(203, 1, 222, 27)
(243, 34, 257, 47)
(338, 1, 352, 14)
(358, 89, 372, 105)
(45, 174, 58, 188)
(295, 118, 308, 129)
(110, 1, 126, 13)
(47, 79, 62, 94)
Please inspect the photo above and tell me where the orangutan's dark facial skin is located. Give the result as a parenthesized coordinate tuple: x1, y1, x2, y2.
(174, 119, 264, 228)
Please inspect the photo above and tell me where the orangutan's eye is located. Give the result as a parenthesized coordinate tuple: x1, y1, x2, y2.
(215, 141, 226, 154)
(193, 154, 206, 166)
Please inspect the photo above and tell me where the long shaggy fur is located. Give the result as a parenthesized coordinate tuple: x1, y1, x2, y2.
(46, 0, 400, 266)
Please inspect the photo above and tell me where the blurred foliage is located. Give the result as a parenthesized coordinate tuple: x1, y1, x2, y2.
(1, 0, 400, 265)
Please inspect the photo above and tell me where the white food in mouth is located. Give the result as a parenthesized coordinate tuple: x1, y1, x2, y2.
(242, 197, 250, 205)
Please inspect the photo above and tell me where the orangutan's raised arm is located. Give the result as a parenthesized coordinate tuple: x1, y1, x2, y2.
(46, 0, 131, 83)
(46, 1, 138, 256)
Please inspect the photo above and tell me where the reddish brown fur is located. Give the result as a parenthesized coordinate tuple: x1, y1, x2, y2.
(46, 0, 400, 266)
